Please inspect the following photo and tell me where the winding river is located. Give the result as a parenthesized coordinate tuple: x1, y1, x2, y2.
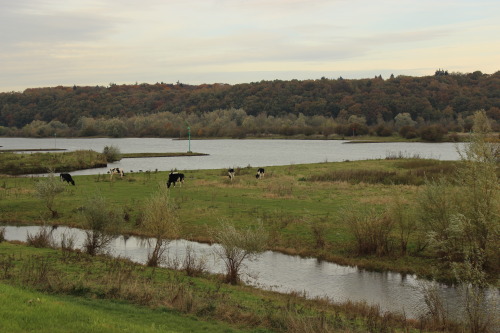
(3, 225, 498, 321)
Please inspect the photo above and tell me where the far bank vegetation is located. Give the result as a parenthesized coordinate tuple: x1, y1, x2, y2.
(0, 71, 499, 141)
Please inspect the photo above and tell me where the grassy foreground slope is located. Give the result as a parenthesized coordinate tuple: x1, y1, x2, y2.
(0, 242, 434, 333)
(0, 283, 258, 333)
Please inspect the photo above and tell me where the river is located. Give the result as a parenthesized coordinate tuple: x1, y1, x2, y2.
(3, 225, 498, 322)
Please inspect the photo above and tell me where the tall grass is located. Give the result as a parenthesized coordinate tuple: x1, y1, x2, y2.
(0, 150, 107, 175)
(344, 210, 394, 256)
(26, 226, 54, 248)
(307, 160, 457, 185)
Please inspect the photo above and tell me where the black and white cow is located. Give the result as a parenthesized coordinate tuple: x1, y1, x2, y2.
(228, 168, 235, 181)
(167, 172, 185, 188)
(256, 168, 265, 179)
(60, 173, 75, 185)
(109, 167, 125, 179)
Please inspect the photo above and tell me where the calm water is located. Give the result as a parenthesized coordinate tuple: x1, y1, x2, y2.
(0, 137, 464, 176)
(3, 225, 498, 321)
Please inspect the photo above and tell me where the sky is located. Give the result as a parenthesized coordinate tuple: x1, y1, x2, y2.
(1, 0, 499, 93)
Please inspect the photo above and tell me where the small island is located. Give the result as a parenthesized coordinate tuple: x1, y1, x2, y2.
(0, 150, 208, 175)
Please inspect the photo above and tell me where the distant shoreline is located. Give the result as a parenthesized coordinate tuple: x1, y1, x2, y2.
(122, 152, 208, 158)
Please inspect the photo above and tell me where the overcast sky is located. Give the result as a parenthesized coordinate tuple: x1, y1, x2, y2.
(1, 0, 499, 92)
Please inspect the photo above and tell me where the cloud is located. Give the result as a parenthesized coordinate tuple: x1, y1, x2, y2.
(0, 0, 498, 92)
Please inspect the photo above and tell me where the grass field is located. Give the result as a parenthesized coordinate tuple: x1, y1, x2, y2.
(0, 283, 263, 333)
(0, 158, 458, 278)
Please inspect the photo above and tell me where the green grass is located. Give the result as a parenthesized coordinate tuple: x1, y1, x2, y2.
(0, 283, 261, 333)
(0, 158, 457, 277)
(0, 150, 107, 175)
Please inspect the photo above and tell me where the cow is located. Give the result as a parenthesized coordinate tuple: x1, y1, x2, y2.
(60, 173, 75, 185)
(109, 167, 125, 180)
(167, 172, 185, 188)
(256, 168, 265, 179)
(228, 168, 235, 181)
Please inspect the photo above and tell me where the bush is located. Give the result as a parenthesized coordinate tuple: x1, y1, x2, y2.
(141, 185, 179, 267)
(27, 226, 54, 248)
(34, 173, 65, 218)
(344, 210, 394, 256)
(102, 145, 122, 162)
(211, 220, 267, 284)
(82, 195, 122, 256)
(399, 125, 418, 139)
(375, 124, 393, 137)
(419, 125, 447, 142)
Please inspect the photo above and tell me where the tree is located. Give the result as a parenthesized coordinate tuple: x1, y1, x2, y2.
(418, 111, 499, 332)
(81, 194, 122, 256)
(417, 110, 499, 267)
(34, 173, 65, 218)
(142, 185, 179, 267)
(211, 220, 268, 284)
(454, 110, 499, 266)
(394, 112, 416, 129)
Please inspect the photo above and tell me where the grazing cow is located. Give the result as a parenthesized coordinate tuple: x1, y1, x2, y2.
(228, 168, 235, 181)
(256, 168, 265, 179)
(60, 173, 75, 185)
(167, 172, 185, 188)
(109, 167, 125, 180)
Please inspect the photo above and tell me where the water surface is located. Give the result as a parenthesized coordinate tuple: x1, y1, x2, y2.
(0, 137, 464, 176)
(4, 225, 497, 321)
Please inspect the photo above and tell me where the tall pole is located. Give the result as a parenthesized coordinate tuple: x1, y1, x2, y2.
(54, 133, 57, 148)
(187, 126, 192, 153)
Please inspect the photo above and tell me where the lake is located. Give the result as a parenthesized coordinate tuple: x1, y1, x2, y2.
(0, 137, 465, 176)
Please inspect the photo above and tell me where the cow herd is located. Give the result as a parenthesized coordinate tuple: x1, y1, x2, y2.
(59, 167, 267, 188)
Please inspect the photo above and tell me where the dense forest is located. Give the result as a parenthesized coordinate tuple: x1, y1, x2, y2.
(1, 70, 499, 140)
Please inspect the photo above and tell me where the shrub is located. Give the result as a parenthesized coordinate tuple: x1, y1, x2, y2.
(141, 185, 179, 267)
(399, 125, 418, 139)
(375, 124, 393, 137)
(27, 226, 54, 248)
(82, 195, 122, 256)
(34, 173, 65, 218)
(344, 210, 394, 256)
(419, 125, 447, 142)
(181, 244, 207, 277)
(102, 145, 122, 162)
(211, 220, 268, 284)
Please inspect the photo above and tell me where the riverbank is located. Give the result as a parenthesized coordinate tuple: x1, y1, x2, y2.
(0, 241, 448, 333)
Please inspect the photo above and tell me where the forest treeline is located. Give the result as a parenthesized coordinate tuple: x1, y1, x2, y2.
(0, 70, 499, 140)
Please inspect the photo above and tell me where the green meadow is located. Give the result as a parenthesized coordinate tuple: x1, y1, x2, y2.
(1, 155, 496, 332)
(0, 158, 458, 277)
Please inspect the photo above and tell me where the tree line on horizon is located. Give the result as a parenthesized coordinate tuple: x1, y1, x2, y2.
(0, 70, 499, 140)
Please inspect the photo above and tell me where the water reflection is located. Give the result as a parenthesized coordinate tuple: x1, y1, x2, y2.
(4, 225, 498, 321)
